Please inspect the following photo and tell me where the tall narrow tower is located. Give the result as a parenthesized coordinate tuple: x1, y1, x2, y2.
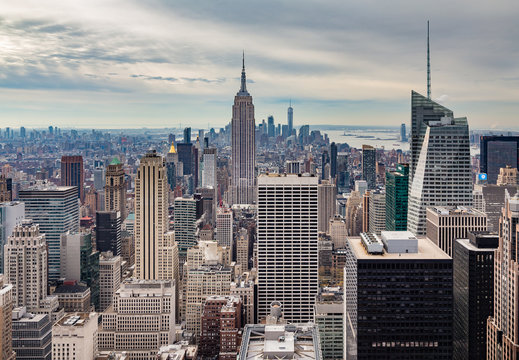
(287, 100, 294, 136)
(427, 20, 431, 99)
(231, 54, 255, 205)
(104, 157, 127, 220)
(135, 150, 169, 280)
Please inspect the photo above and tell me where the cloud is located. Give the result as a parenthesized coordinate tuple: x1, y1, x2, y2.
(0, 0, 518, 128)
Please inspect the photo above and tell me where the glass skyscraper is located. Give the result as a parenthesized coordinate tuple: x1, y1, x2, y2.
(19, 184, 79, 281)
(385, 163, 409, 231)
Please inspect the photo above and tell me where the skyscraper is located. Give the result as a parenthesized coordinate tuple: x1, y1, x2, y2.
(257, 174, 318, 323)
(361, 145, 376, 189)
(287, 102, 294, 136)
(134, 150, 169, 280)
(408, 91, 472, 235)
(0, 201, 24, 274)
(174, 196, 198, 259)
(453, 232, 498, 360)
(400, 123, 407, 142)
(202, 147, 217, 190)
(368, 190, 386, 235)
(0, 275, 16, 360)
(95, 211, 121, 256)
(330, 142, 338, 179)
(318, 180, 336, 233)
(344, 232, 453, 359)
(267, 115, 275, 138)
(19, 184, 79, 281)
(184, 127, 192, 143)
(0, 175, 12, 202)
(231, 54, 255, 205)
(216, 207, 233, 250)
(480, 136, 519, 184)
(337, 152, 349, 193)
(61, 155, 84, 201)
(104, 157, 127, 220)
(385, 163, 409, 231)
(166, 142, 178, 191)
(177, 142, 193, 176)
(487, 191, 519, 358)
(4, 221, 47, 311)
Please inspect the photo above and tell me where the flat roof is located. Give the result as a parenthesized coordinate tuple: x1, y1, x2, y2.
(456, 238, 497, 253)
(347, 236, 451, 260)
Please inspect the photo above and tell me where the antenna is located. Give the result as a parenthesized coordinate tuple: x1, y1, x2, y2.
(427, 20, 431, 99)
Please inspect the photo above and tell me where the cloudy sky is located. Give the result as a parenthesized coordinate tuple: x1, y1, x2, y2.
(1, 0, 518, 129)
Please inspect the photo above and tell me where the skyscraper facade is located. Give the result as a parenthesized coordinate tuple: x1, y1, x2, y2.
(385, 163, 409, 231)
(216, 207, 233, 249)
(95, 211, 122, 256)
(361, 145, 376, 190)
(480, 136, 519, 184)
(487, 191, 519, 358)
(4, 221, 47, 311)
(0, 201, 24, 274)
(318, 180, 336, 233)
(337, 152, 349, 193)
(231, 56, 255, 205)
(330, 142, 337, 179)
(19, 184, 79, 281)
(134, 150, 169, 280)
(408, 91, 472, 235)
(257, 174, 318, 323)
(174, 196, 197, 259)
(61, 155, 84, 201)
(166, 142, 178, 191)
(0, 275, 16, 360)
(104, 157, 127, 220)
(202, 147, 217, 190)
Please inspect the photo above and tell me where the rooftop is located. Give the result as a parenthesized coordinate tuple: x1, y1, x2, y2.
(427, 206, 486, 216)
(56, 312, 92, 327)
(239, 324, 321, 360)
(348, 236, 451, 260)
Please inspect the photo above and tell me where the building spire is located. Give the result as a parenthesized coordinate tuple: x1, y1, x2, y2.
(238, 51, 249, 96)
(427, 20, 431, 99)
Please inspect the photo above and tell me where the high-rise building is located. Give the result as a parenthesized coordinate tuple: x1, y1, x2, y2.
(426, 206, 487, 257)
(400, 123, 407, 142)
(453, 232, 498, 360)
(267, 115, 275, 138)
(497, 165, 518, 186)
(96, 211, 121, 256)
(0, 275, 16, 360)
(177, 143, 193, 176)
(4, 221, 47, 311)
(60, 232, 100, 309)
(0, 175, 12, 202)
(231, 55, 255, 205)
(12, 308, 52, 360)
(0, 201, 24, 273)
(330, 142, 338, 179)
(166, 142, 178, 191)
(257, 174, 318, 323)
(61, 155, 84, 201)
(318, 180, 336, 233)
(216, 207, 233, 250)
(98, 279, 175, 360)
(184, 127, 192, 143)
(385, 163, 409, 231)
(19, 184, 79, 281)
(185, 265, 232, 336)
(52, 313, 99, 360)
(98, 252, 121, 312)
(368, 190, 386, 235)
(202, 147, 217, 190)
(93, 167, 105, 191)
(230, 274, 255, 325)
(361, 145, 376, 189)
(344, 232, 453, 359)
(174, 196, 198, 259)
(487, 191, 519, 358)
(480, 135, 519, 184)
(408, 91, 472, 235)
(236, 228, 249, 272)
(134, 150, 170, 280)
(287, 102, 293, 136)
(314, 287, 344, 360)
(199, 295, 242, 359)
(337, 152, 349, 193)
(104, 157, 127, 220)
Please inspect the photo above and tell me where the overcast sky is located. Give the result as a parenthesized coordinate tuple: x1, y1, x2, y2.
(1, 0, 518, 129)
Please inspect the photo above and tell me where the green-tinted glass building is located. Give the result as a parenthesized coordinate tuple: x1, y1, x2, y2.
(385, 163, 409, 231)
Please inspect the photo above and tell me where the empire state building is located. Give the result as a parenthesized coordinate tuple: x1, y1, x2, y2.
(231, 54, 255, 204)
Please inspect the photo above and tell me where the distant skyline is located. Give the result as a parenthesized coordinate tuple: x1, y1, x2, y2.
(1, 0, 518, 129)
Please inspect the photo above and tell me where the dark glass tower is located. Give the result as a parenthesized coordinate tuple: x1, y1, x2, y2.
(330, 142, 338, 179)
(61, 155, 84, 201)
(95, 210, 121, 256)
(361, 145, 376, 189)
(385, 163, 409, 231)
(453, 232, 498, 360)
(479, 135, 519, 184)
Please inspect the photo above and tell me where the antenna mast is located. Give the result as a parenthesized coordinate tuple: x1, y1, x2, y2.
(427, 20, 431, 99)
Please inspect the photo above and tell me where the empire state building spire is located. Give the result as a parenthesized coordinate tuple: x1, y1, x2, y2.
(237, 51, 250, 96)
